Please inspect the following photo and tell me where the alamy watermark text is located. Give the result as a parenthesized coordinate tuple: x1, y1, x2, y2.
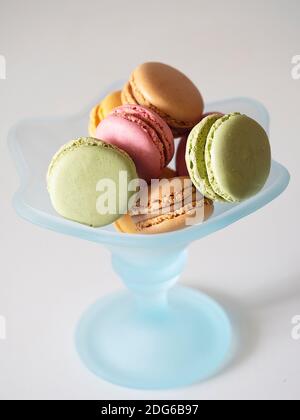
(0, 54, 6, 80)
(291, 315, 300, 340)
(0, 315, 6, 340)
(291, 55, 300, 80)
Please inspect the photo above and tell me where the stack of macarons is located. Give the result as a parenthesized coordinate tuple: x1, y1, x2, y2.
(47, 62, 271, 234)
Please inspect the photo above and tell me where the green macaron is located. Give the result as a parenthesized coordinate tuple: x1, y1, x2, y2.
(47, 137, 138, 227)
(186, 113, 271, 202)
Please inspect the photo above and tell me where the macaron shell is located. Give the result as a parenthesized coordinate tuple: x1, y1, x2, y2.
(112, 105, 174, 166)
(96, 115, 162, 182)
(125, 62, 204, 129)
(89, 105, 101, 137)
(186, 114, 224, 201)
(89, 91, 122, 137)
(206, 114, 271, 202)
(47, 138, 137, 227)
(114, 213, 139, 234)
(101, 91, 122, 116)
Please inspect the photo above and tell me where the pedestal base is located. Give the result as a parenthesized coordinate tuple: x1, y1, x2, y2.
(75, 286, 232, 389)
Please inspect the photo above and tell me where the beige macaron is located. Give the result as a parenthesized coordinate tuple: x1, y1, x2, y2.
(122, 62, 204, 134)
(115, 177, 214, 235)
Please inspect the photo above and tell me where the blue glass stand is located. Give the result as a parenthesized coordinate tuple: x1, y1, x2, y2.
(9, 84, 290, 389)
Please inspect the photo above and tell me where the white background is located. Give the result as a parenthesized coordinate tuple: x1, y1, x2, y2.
(0, 0, 299, 400)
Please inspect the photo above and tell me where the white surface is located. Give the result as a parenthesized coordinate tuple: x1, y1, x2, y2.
(0, 0, 299, 400)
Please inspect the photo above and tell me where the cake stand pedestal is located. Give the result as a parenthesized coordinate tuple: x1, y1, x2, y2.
(76, 246, 232, 389)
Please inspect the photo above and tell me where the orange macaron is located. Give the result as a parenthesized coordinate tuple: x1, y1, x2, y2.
(89, 90, 122, 137)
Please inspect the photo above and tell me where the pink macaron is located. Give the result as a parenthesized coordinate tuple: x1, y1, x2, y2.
(96, 105, 174, 182)
(176, 112, 224, 176)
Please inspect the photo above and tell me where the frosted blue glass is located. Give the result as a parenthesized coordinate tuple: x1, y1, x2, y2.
(8, 82, 290, 389)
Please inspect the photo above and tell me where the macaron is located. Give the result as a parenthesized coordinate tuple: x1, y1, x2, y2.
(89, 91, 122, 137)
(47, 137, 137, 227)
(96, 104, 174, 182)
(176, 113, 224, 177)
(176, 135, 189, 177)
(186, 113, 271, 202)
(114, 177, 214, 235)
(160, 167, 177, 179)
(121, 62, 204, 134)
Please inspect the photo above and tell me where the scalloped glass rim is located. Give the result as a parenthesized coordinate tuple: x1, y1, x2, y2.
(8, 81, 290, 248)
